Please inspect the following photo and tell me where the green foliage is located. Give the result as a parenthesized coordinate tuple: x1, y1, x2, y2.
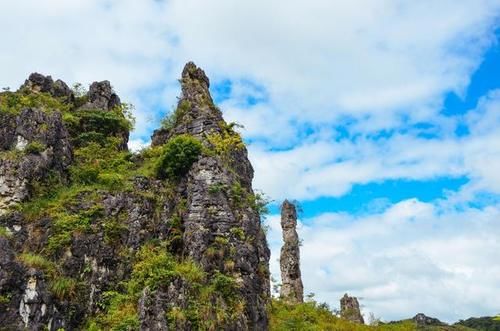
(0, 227, 12, 238)
(229, 182, 270, 216)
(0, 91, 71, 115)
(206, 121, 245, 162)
(18, 253, 58, 278)
(50, 277, 78, 301)
(155, 134, 202, 180)
(161, 99, 191, 130)
(456, 316, 500, 330)
(208, 182, 227, 194)
(127, 244, 177, 295)
(24, 141, 46, 154)
(69, 137, 133, 190)
(269, 299, 418, 331)
(93, 291, 140, 331)
(0, 294, 10, 305)
(230, 227, 245, 240)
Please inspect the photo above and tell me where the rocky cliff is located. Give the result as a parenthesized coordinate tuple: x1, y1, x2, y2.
(0, 63, 270, 330)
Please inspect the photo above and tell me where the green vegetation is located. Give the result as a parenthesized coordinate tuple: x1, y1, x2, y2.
(0, 91, 71, 115)
(161, 99, 191, 130)
(456, 316, 500, 330)
(69, 137, 133, 190)
(89, 242, 244, 330)
(269, 298, 479, 331)
(229, 182, 270, 216)
(50, 277, 78, 301)
(18, 253, 58, 277)
(0, 226, 12, 238)
(24, 141, 46, 154)
(155, 134, 202, 180)
(206, 122, 244, 162)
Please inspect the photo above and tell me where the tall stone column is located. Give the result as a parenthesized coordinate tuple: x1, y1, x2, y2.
(279, 200, 304, 303)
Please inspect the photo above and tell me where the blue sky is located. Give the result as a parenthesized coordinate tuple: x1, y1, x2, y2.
(1, 0, 500, 323)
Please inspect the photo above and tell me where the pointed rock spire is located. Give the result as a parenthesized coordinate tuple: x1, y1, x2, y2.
(151, 62, 223, 146)
(280, 200, 304, 303)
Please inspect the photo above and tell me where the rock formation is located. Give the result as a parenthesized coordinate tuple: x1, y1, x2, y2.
(0, 63, 270, 330)
(279, 200, 303, 303)
(412, 313, 445, 327)
(340, 293, 364, 324)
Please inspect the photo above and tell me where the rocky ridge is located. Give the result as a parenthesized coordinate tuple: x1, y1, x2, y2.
(0, 63, 270, 330)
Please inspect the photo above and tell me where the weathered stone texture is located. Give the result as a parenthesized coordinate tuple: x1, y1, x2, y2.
(279, 200, 304, 303)
(340, 293, 364, 324)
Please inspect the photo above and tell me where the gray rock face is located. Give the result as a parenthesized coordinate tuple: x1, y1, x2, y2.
(175, 62, 270, 330)
(0, 108, 72, 214)
(0, 64, 270, 330)
(21, 73, 73, 99)
(412, 313, 445, 326)
(340, 293, 364, 324)
(279, 200, 304, 303)
(83, 80, 121, 111)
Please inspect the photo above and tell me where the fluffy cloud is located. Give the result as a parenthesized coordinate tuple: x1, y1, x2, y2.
(267, 198, 500, 322)
(250, 90, 500, 201)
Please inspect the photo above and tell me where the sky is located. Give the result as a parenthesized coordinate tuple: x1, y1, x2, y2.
(1, 0, 500, 323)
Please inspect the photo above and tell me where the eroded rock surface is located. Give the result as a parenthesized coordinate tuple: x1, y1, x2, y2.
(279, 200, 304, 303)
(340, 293, 364, 324)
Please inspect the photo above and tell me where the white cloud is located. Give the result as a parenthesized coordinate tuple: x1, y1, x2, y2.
(267, 199, 500, 322)
(250, 90, 500, 201)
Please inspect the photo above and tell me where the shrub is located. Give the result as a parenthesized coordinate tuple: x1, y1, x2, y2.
(206, 122, 245, 162)
(24, 141, 46, 154)
(127, 244, 177, 295)
(155, 134, 202, 180)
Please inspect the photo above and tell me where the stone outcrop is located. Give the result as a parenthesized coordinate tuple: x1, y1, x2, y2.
(0, 64, 270, 330)
(176, 62, 270, 329)
(340, 293, 364, 324)
(0, 108, 72, 215)
(82, 80, 121, 111)
(279, 200, 303, 303)
(412, 313, 445, 326)
(21, 73, 73, 99)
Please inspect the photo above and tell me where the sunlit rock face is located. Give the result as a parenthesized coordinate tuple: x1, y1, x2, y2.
(0, 64, 270, 330)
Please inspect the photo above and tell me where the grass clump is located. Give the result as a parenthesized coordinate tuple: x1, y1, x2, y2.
(18, 253, 58, 277)
(155, 134, 202, 180)
(50, 277, 78, 301)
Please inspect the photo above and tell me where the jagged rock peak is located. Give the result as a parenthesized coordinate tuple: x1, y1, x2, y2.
(182, 61, 210, 89)
(340, 293, 364, 324)
(85, 80, 121, 111)
(20, 73, 72, 98)
(280, 199, 304, 303)
(151, 62, 223, 146)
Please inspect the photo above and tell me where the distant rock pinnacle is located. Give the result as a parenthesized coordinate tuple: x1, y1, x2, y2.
(279, 200, 304, 303)
(340, 293, 364, 324)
